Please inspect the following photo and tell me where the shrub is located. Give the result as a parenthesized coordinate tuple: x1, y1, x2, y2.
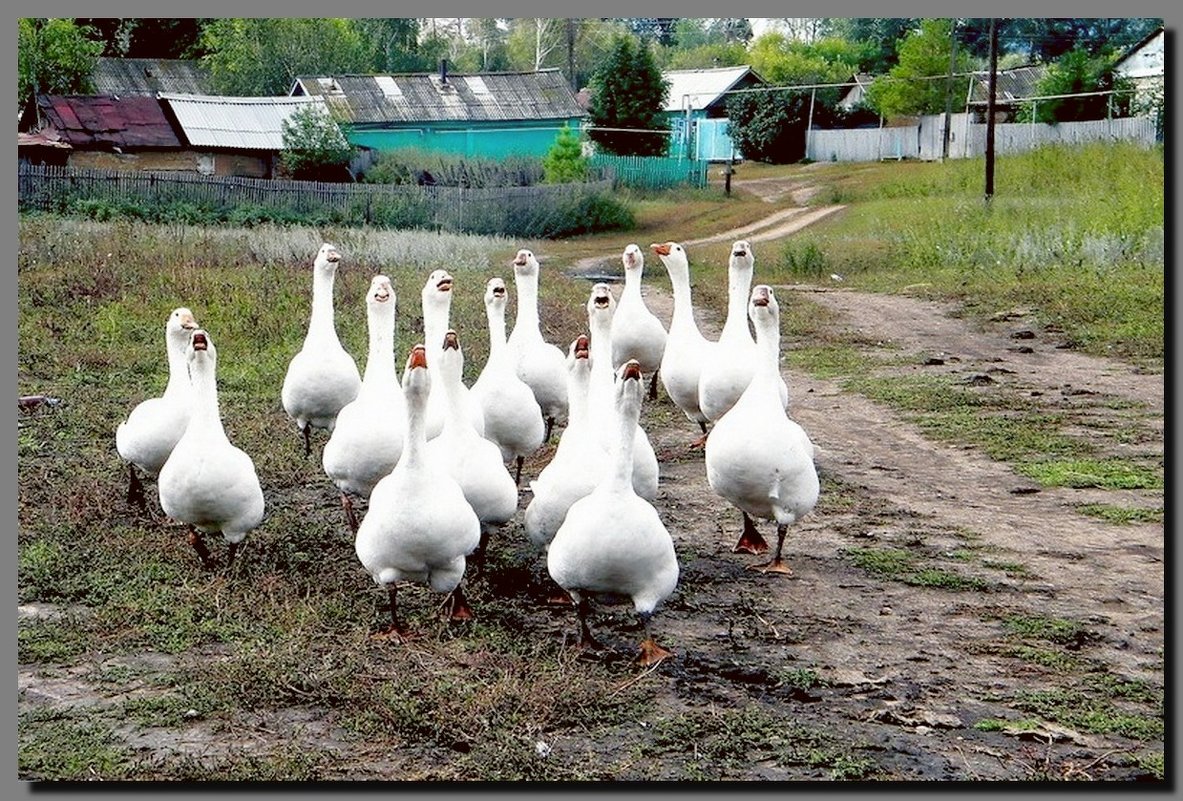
(542, 126, 589, 184)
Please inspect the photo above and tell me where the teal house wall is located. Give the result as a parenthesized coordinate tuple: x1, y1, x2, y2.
(346, 119, 584, 159)
(292, 66, 587, 162)
(661, 66, 767, 162)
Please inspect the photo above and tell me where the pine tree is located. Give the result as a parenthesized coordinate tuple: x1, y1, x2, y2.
(588, 34, 670, 157)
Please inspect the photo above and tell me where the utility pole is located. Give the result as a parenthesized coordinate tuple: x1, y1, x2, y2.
(942, 20, 959, 161)
(984, 18, 999, 202)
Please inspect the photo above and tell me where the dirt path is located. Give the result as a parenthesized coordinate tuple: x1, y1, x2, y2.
(621, 182, 1164, 778)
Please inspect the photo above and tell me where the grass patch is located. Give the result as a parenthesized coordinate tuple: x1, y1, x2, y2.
(18, 710, 130, 780)
(1016, 458, 1163, 489)
(1001, 614, 1093, 648)
(843, 547, 990, 592)
(974, 717, 1041, 732)
(764, 145, 1163, 365)
(640, 705, 880, 780)
(1075, 504, 1164, 525)
(1013, 676, 1163, 741)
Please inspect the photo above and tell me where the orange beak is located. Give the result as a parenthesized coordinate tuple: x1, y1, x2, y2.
(650, 243, 671, 257)
(408, 344, 428, 370)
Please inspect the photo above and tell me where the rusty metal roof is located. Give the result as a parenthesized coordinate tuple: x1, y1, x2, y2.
(967, 65, 1047, 105)
(159, 93, 331, 151)
(290, 69, 586, 125)
(92, 57, 213, 96)
(34, 95, 181, 149)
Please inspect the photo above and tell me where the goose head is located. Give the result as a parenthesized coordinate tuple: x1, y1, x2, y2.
(730, 240, 754, 272)
(622, 243, 644, 273)
(368, 275, 395, 310)
(185, 328, 216, 371)
(314, 243, 342, 274)
(615, 359, 644, 416)
(566, 334, 593, 385)
(650, 242, 689, 279)
(422, 269, 454, 314)
(485, 277, 508, 313)
(166, 307, 198, 351)
(402, 343, 431, 399)
(748, 284, 779, 327)
(512, 248, 540, 279)
(439, 329, 464, 384)
(587, 282, 616, 315)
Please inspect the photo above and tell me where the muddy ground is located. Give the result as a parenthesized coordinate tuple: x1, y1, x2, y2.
(18, 172, 1165, 782)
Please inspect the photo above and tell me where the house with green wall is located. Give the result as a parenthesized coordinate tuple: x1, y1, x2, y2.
(290, 64, 587, 161)
(662, 65, 766, 161)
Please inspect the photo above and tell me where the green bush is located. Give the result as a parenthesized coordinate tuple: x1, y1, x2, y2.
(542, 126, 589, 184)
(361, 149, 544, 187)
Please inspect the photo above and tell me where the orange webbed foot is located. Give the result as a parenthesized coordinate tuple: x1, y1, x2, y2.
(637, 638, 674, 667)
(750, 557, 793, 576)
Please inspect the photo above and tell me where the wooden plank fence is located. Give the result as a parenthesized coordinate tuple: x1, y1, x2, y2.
(17, 164, 616, 235)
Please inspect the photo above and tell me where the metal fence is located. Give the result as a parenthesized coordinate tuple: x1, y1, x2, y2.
(806, 114, 1159, 163)
(589, 154, 708, 190)
(17, 164, 616, 236)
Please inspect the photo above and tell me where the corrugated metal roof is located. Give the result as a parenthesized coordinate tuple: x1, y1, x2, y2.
(92, 57, 213, 96)
(35, 95, 181, 149)
(159, 93, 330, 150)
(662, 66, 764, 112)
(291, 69, 586, 125)
(967, 65, 1047, 105)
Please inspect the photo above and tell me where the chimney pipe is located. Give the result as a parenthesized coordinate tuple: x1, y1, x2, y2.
(440, 58, 448, 84)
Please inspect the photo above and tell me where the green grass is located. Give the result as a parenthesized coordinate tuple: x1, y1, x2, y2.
(842, 546, 990, 592)
(1016, 458, 1163, 490)
(18, 710, 131, 780)
(1014, 679, 1163, 741)
(767, 144, 1164, 366)
(1075, 503, 1164, 525)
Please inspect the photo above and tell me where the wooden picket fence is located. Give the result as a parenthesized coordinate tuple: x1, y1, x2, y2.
(16, 164, 617, 235)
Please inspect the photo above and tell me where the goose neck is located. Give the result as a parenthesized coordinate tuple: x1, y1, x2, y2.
(188, 358, 225, 438)
(308, 267, 339, 341)
(362, 308, 396, 387)
(163, 338, 191, 399)
(423, 303, 449, 364)
(667, 264, 696, 329)
(751, 313, 783, 389)
(606, 392, 639, 492)
(401, 382, 430, 466)
(725, 267, 754, 330)
(513, 273, 541, 335)
(486, 304, 508, 363)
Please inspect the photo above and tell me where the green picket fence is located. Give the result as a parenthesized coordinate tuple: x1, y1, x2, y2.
(590, 154, 708, 190)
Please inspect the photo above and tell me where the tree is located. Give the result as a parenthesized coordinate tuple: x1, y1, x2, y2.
(725, 89, 812, 164)
(542, 125, 588, 183)
(1026, 47, 1132, 123)
(588, 34, 669, 157)
(200, 18, 372, 96)
(819, 17, 920, 73)
(864, 19, 972, 118)
(19, 18, 103, 123)
(355, 18, 426, 72)
(279, 105, 355, 181)
(506, 18, 566, 71)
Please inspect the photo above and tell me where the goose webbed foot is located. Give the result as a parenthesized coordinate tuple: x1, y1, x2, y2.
(341, 492, 359, 534)
(188, 527, 216, 570)
(126, 464, 148, 513)
(443, 586, 475, 621)
(637, 637, 674, 667)
(750, 524, 791, 575)
(732, 513, 769, 555)
(225, 541, 240, 569)
(514, 455, 525, 486)
(372, 585, 414, 642)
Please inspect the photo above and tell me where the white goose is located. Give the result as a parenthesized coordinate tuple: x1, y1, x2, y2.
(322, 275, 405, 533)
(281, 243, 361, 456)
(705, 285, 819, 570)
(421, 269, 485, 440)
(506, 249, 568, 442)
(651, 242, 713, 443)
(547, 360, 680, 666)
(115, 306, 198, 511)
(524, 335, 606, 552)
(470, 277, 545, 485)
(355, 344, 482, 638)
(610, 244, 668, 400)
(698, 240, 789, 422)
(158, 329, 265, 569)
(587, 283, 659, 502)
(427, 330, 519, 574)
